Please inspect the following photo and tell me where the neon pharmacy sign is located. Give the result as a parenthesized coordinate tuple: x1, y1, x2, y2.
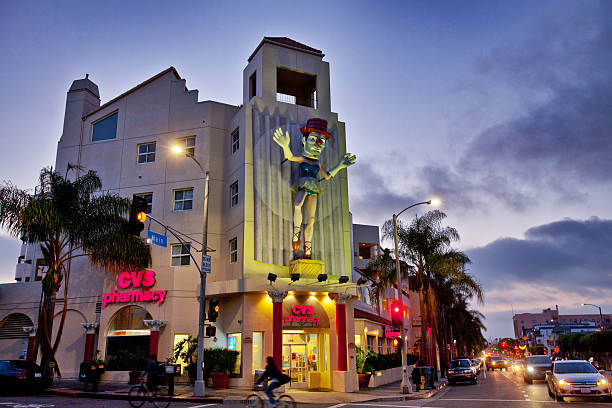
(103, 270, 167, 307)
(284, 305, 321, 325)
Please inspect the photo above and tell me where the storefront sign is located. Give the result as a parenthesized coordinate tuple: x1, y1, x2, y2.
(385, 326, 400, 338)
(103, 270, 167, 307)
(284, 305, 321, 326)
(282, 295, 330, 329)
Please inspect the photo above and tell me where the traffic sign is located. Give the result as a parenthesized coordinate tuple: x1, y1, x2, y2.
(202, 254, 211, 274)
(147, 230, 167, 247)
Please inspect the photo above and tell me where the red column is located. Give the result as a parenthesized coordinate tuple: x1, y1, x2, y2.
(268, 290, 287, 370)
(149, 329, 160, 357)
(334, 293, 351, 371)
(26, 328, 36, 362)
(83, 333, 95, 362)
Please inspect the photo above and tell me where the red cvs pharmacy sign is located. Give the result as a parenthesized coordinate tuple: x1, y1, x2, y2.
(103, 270, 167, 307)
(284, 305, 321, 325)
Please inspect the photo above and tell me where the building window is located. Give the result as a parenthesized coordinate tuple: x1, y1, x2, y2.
(134, 193, 153, 214)
(366, 335, 375, 351)
(92, 111, 118, 142)
(359, 243, 375, 260)
(276, 67, 317, 108)
(249, 71, 256, 99)
(231, 128, 239, 154)
(229, 238, 238, 263)
(378, 337, 383, 354)
(177, 136, 196, 156)
(355, 335, 362, 349)
(252, 332, 264, 373)
(228, 333, 242, 374)
(137, 142, 156, 164)
(171, 244, 191, 266)
(173, 188, 193, 211)
(230, 181, 239, 207)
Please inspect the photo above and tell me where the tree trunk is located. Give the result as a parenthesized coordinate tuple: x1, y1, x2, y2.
(419, 288, 428, 364)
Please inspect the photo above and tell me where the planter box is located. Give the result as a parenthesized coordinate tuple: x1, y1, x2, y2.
(368, 367, 402, 388)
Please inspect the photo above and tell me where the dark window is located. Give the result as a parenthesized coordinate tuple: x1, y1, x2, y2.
(134, 193, 153, 214)
(92, 112, 118, 142)
(171, 244, 191, 266)
(231, 128, 240, 154)
(358, 243, 375, 260)
(229, 238, 238, 263)
(174, 189, 193, 211)
(230, 182, 239, 207)
(249, 72, 256, 99)
(276, 67, 317, 108)
(137, 142, 156, 164)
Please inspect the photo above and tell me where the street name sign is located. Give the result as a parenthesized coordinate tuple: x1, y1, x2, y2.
(147, 230, 167, 247)
(202, 254, 211, 274)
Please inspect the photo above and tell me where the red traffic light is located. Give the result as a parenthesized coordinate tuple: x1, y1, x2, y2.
(390, 300, 403, 326)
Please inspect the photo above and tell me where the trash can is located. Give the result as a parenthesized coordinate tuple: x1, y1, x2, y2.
(420, 366, 434, 389)
(411, 367, 424, 390)
(254, 369, 266, 390)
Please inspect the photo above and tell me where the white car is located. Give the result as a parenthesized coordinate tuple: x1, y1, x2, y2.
(546, 360, 611, 402)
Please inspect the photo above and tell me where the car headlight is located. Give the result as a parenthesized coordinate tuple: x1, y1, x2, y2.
(558, 379, 569, 386)
(597, 379, 608, 386)
(527, 366, 535, 372)
(492, 362, 496, 365)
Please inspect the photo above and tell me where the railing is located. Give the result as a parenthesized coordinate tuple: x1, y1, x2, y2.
(276, 92, 317, 109)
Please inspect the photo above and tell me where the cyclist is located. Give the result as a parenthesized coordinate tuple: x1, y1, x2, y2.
(140, 354, 162, 394)
(256, 356, 290, 407)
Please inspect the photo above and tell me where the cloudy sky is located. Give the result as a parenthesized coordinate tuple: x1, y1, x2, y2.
(1, 0, 611, 339)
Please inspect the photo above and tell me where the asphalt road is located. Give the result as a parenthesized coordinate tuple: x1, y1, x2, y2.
(1, 370, 610, 407)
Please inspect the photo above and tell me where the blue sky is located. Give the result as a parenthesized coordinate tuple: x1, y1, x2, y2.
(1, 0, 611, 339)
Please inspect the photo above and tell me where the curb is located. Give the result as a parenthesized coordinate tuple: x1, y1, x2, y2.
(367, 381, 447, 402)
(45, 388, 223, 404)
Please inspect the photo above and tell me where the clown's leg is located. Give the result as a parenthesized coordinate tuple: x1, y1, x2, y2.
(303, 194, 318, 258)
(292, 190, 307, 251)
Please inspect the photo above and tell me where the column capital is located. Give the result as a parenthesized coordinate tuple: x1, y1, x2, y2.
(267, 289, 288, 303)
(331, 293, 352, 305)
(81, 322, 98, 334)
(143, 319, 167, 332)
(22, 326, 37, 337)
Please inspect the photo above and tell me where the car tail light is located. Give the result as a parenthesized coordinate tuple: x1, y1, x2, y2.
(17, 370, 28, 378)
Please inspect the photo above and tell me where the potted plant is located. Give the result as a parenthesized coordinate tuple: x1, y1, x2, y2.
(205, 348, 239, 390)
(174, 336, 198, 384)
(356, 348, 375, 389)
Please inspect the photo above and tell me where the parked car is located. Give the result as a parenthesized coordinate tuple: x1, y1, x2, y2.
(523, 355, 552, 383)
(546, 360, 611, 402)
(0, 360, 46, 394)
(447, 358, 477, 385)
(471, 358, 482, 373)
(486, 356, 509, 371)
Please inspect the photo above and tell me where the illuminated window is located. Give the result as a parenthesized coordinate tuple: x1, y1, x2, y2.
(230, 181, 239, 207)
(134, 193, 152, 214)
(229, 238, 238, 263)
(92, 111, 118, 142)
(171, 243, 191, 266)
(137, 142, 156, 164)
(355, 334, 362, 349)
(228, 333, 242, 374)
(231, 128, 239, 154)
(176, 136, 196, 156)
(252, 332, 264, 373)
(358, 243, 375, 260)
(173, 334, 189, 370)
(173, 188, 193, 211)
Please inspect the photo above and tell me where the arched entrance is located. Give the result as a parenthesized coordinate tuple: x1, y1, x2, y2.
(105, 305, 152, 371)
(0, 313, 34, 360)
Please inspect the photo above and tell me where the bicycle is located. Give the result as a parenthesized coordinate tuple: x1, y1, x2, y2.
(245, 384, 296, 408)
(128, 379, 171, 408)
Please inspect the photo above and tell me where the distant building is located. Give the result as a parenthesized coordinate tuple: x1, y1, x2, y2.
(513, 308, 611, 338)
(526, 321, 598, 353)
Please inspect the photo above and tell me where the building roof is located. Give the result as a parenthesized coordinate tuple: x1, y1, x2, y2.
(354, 307, 392, 326)
(83, 67, 182, 119)
(69, 75, 100, 98)
(248, 37, 324, 61)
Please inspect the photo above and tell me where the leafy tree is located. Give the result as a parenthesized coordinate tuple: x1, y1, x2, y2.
(0, 167, 151, 379)
(529, 345, 547, 355)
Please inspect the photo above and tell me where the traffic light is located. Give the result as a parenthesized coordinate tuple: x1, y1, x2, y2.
(205, 326, 216, 337)
(392, 337, 403, 348)
(128, 196, 148, 235)
(390, 300, 403, 326)
(208, 297, 219, 322)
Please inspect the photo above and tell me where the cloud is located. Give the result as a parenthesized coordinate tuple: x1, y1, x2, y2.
(421, 3, 612, 212)
(469, 217, 612, 334)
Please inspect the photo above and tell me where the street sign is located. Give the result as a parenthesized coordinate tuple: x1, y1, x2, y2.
(202, 254, 211, 274)
(147, 230, 167, 247)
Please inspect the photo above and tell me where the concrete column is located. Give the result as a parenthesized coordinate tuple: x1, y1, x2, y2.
(267, 289, 287, 370)
(333, 293, 352, 371)
(22, 326, 37, 362)
(81, 322, 98, 362)
(144, 320, 166, 357)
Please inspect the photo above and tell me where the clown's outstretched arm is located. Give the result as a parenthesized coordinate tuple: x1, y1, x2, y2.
(273, 128, 303, 163)
(322, 153, 356, 180)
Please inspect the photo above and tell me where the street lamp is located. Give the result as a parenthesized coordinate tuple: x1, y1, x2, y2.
(392, 198, 439, 394)
(581, 303, 604, 331)
(173, 145, 209, 397)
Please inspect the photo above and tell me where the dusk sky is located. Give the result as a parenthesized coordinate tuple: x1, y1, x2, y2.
(1, 0, 611, 340)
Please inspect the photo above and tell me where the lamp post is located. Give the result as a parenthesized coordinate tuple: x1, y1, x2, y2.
(392, 198, 439, 394)
(581, 303, 604, 331)
(173, 145, 209, 397)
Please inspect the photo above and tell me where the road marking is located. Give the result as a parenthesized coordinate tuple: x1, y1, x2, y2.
(349, 404, 422, 408)
(190, 405, 217, 408)
(327, 404, 346, 408)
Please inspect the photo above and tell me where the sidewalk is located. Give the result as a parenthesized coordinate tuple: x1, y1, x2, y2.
(46, 377, 447, 404)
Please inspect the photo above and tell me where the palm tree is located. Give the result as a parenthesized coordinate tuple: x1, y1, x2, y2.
(0, 166, 151, 379)
(382, 210, 459, 366)
(364, 248, 411, 312)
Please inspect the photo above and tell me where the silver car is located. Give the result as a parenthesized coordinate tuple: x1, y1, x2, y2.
(546, 360, 611, 402)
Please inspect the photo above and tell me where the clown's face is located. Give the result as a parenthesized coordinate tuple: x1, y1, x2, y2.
(302, 132, 326, 159)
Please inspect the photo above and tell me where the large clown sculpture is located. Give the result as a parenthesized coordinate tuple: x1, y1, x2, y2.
(273, 118, 356, 259)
